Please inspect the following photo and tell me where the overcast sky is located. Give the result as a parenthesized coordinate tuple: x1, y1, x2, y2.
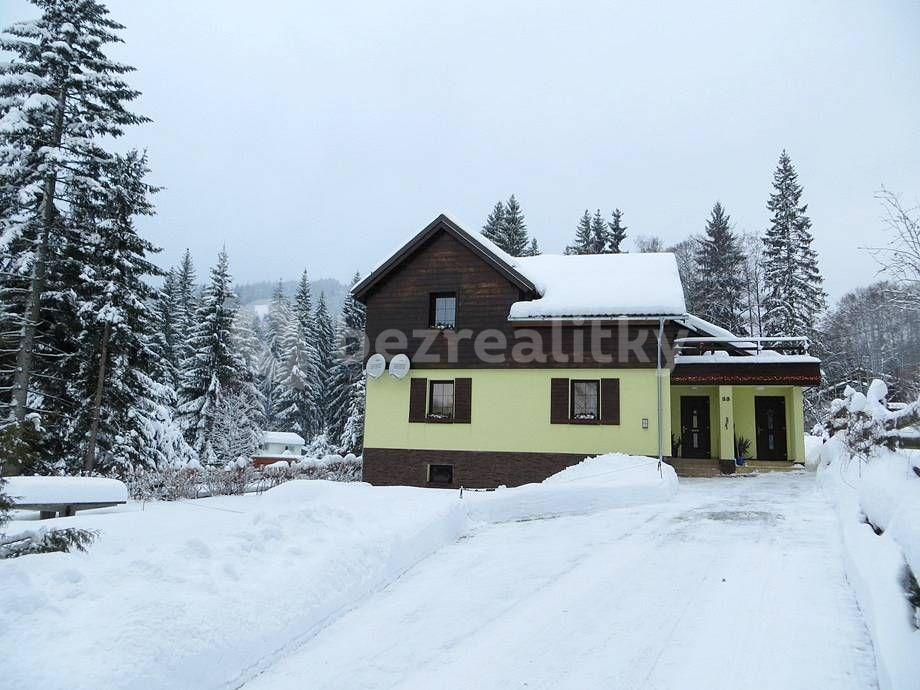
(3, 0, 919, 300)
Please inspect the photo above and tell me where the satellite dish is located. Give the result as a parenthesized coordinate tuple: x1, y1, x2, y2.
(389, 354, 411, 379)
(366, 353, 386, 379)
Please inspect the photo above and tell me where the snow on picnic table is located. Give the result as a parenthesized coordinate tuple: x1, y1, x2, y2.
(5, 476, 128, 505)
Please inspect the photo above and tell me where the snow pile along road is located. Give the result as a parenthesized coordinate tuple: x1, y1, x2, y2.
(465, 453, 678, 524)
(1, 454, 677, 690)
(0, 481, 467, 690)
(817, 437, 920, 690)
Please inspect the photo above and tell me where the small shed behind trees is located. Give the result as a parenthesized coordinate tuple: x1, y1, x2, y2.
(251, 432, 306, 467)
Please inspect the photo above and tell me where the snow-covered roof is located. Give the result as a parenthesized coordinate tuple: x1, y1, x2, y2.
(354, 213, 688, 320)
(261, 431, 305, 446)
(508, 253, 687, 320)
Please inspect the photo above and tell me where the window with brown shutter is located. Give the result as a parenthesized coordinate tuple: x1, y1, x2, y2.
(551, 378, 569, 423)
(600, 378, 620, 425)
(409, 377, 427, 422)
(454, 378, 472, 423)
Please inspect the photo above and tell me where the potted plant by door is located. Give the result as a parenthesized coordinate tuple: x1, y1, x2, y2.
(734, 435, 752, 468)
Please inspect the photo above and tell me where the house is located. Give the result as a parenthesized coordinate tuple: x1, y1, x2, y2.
(352, 214, 820, 488)
(251, 431, 306, 467)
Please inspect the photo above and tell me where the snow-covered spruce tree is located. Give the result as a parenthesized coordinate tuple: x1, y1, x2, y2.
(170, 249, 198, 384)
(70, 151, 191, 473)
(272, 269, 321, 437)
(501, 194, 531, 257)
(669, 236, 702, 315)
(693, 202, 748, 334)
(481, 200, 506, 248)
(259, 280, 290, 426)
(608, 208, 627, 253)
(565, 210, 594, 255)
(590, 209, 612, 254)
(339, 376, 366, 455)
(272, 305, 318, 438)
(482, 195, 536, 256)
(179, 249, 259, 461)
(312, 293, 337, 432)
(152, 268, 180, 386)
(761, 151, 826, 337)
(0, 0, 148, 425)
(207, 387, 263, 466)
(327, 273, 366, 450)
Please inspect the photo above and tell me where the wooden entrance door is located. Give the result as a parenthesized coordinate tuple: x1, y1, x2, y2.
(755, 396, 788, 460)
(680, 396, 711, 458)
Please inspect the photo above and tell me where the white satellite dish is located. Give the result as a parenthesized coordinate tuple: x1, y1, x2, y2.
(366, 353, 386, 379)
(389, 354, 411, 379)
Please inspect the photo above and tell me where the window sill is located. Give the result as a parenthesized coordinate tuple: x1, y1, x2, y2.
(426, 416, 455, 424)
(568, 418, 601, 425)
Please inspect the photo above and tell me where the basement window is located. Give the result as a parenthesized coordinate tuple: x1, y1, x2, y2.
(427, 464, 453, 485)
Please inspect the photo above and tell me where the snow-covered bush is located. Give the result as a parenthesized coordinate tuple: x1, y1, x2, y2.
(824, 379, 920, 459)
(119, 454, 362, 501)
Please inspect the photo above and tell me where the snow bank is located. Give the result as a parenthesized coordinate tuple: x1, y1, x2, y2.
(818, 439, 920, 690)
(803, 434, 823, 471)
(0, 481, 466, 690)
(465, 454, 678, 524)
(5, 476, 128, 505)
(1, 454, 678, 690)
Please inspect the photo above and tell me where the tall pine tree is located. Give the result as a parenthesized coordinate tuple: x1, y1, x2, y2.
(693, 202, 748, 334)
(327, 273, 366, 450)
(761, 151, 826, 336)
(608, 209, 627, 253)
(179, 249, 259, 461)
(0, 0, 148, 426)
(312, 293, 336, 433)
(481, 201, 506, 248)
(481, 195, 537, 257)
(566, 210, 594, 255)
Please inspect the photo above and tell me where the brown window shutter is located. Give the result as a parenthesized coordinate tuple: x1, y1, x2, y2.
(551, 378, 569, 423)
(601, 378, 620, 425)
(454, 378, 472, 423)
(409, 377, 428, 422)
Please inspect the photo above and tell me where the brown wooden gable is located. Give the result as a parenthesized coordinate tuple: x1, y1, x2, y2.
(352, 214, 536, 303)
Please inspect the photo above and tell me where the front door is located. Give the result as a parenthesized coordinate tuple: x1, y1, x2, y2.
(755, 396, 788, 460)
(680, 396, 711, 458)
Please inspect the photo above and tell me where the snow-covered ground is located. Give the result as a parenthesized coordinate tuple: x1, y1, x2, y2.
(245, 473, 877, 690)
(817, 439, 920, 690)
(1, 454, 672, 690)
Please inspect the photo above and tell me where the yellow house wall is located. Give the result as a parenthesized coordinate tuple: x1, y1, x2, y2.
(365, 368, 671, 456)
(670, 385, 807, 461)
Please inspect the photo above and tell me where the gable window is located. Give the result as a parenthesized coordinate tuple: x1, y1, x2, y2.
(571, 380, 599, 421)
(429, 381, 454, 420)
(429, 292, 457, 329)
(427, 464, 453, 485)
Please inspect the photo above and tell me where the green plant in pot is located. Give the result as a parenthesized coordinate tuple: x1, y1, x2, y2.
(734, 435, 752, 465)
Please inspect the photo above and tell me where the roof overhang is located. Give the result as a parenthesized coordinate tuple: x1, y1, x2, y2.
(671, 361, 821, 387)
(352, 214, 537, 302)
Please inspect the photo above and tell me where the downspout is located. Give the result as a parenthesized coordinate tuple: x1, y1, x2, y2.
(657, 316, 664, 477)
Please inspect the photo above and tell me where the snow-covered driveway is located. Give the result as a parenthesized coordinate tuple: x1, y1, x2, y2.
(245, 473, 877, 690)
